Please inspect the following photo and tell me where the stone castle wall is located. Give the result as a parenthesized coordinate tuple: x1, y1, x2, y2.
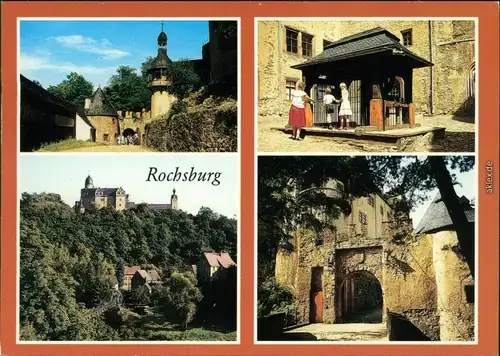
(258, 20, 475, 118)
(88, 116, 120, 144)
(384, 233, 440, 340)
(433, 230, 474, 341)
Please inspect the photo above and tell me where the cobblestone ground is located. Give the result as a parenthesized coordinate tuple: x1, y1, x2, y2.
(284, 323, 388, 341)
(258, 114, 475, 153)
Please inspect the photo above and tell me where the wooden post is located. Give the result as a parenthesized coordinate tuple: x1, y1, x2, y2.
(409, 103, 415, 128)
(370, 99, 384, 131)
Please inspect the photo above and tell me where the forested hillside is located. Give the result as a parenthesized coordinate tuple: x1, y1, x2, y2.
(19, 192, 237, 341)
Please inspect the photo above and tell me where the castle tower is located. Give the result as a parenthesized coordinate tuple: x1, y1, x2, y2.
(85, 87, 119, 143)
(147, 22, 175, 119)
(171, 188, 178, 210)
(85, 175, 94, 189)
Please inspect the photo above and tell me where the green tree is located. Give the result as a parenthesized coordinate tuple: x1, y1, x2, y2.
(140, 56, 156, 79)
(165, 60, 201, 99)
(47, 72, 94, 108)
(104, 66, 151, 112)
(130, 285, 151, 306)
(258, 156, 476, 285)
(153, 271, 202, 328)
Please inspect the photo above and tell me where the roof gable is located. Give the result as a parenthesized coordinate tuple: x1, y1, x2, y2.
(203, 251, 236, 268)
(124, 265, 141, 276)
(86, 87, 117, 117)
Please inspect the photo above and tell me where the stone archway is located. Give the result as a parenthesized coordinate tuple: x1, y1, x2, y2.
(336, 270, 383, 323)
(334, 247, 384, 323)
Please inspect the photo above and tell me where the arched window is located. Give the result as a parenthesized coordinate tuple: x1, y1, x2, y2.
(466, 63, 475, 100)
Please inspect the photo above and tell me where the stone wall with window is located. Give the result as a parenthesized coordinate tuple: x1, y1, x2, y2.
(258, 20, 339, 116)
(258, 20, 475, 118)
(88, 115, 121, 144)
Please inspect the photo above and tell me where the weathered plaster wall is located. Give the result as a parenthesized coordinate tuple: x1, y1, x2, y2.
(151, 91, 176, 119)
(258, 20, 339, 117)
(433, 230, 475, 341)
(384, 234, 440, 340)
(75, 114, 93, 141)
(294, 229, 335, 324)
(431, 21, 475, 115)
(258, 20, 475, 117)
(88, 115, 120, 144)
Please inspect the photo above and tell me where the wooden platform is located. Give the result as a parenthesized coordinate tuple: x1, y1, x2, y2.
(273, 125, 446, 145)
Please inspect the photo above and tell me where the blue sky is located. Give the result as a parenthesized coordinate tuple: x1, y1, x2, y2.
(20, 20, 209, 89)
(19, 154, 239, 218)
(409, 164, 476, 228)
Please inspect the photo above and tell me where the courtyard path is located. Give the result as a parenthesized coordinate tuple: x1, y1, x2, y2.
(61, 145, 156, 153)
(283, 322, 388, 342)
(258, 114, 475, 153)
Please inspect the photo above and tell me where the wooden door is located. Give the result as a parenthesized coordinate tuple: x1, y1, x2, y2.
(311, 291, 324, 323)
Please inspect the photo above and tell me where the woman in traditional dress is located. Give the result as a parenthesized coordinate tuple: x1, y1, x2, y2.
(339, 82, 352, 129)
(288, 82, 308, 140)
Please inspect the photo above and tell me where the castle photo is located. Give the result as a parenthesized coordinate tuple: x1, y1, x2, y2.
(19, 154, 239, 341)
(20, 19, 238, 153)
(257, 20, 476, 153)
(257, 155, 476, 342)
(75, 174, 179, 213)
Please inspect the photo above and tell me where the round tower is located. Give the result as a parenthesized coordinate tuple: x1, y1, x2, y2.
(85, 175, 94, 189)
(147, 22, 175, 119)
(171, 188, 178, 210)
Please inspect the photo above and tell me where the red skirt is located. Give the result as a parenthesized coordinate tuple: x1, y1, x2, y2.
(289, 105, 306, 128)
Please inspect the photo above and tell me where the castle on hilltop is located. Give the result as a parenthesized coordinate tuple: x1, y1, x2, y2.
(74, 175, 179, 213)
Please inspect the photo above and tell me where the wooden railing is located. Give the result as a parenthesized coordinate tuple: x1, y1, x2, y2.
(383, 101, 410, 127)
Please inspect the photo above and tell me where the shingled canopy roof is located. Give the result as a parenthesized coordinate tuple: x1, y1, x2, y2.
(291, 27, 433, 71)
(148, 49, 173, 71)
(414, 192, 475, 235)
(20, 74, 96, 129)
(86, 87, 117, 117)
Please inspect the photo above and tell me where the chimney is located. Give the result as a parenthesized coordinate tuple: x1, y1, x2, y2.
(84, 98, 91, 109)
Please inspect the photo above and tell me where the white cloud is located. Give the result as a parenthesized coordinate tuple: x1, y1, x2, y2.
(19, 52, 118, 89)
(51, 35, 130, 60)
(20, 52, 116, 75)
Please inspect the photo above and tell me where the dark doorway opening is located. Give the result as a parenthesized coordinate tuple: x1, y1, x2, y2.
(337, 271, 383, 323)
(310, 267, 324, 323)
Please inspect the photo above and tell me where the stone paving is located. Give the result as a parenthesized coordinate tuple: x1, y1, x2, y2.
(257, 114, 475, 153)
(284, 323, 388, 342)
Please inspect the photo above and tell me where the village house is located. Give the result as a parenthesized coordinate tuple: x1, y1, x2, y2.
(258, 20, 475, 120)
(20, 75, 96, 152)
(274, 179, 475, 341)
(122, 265, 141, 291)
(131, 269, 162, 293)
(195, 250, 237, 284)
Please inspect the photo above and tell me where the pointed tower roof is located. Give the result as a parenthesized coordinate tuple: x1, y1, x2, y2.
(414, 192, 475, 235)
(86, 87, 117, 117)
(148, 22, 172, 72)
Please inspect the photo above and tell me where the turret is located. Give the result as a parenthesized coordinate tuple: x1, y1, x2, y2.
(171, 188, 178, 210)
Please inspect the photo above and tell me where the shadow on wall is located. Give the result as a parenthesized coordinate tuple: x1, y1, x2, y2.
(387, 311, 433, 341)
(452, 98, 475, 122)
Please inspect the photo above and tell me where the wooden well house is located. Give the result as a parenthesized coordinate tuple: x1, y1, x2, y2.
(291, 27, 433, 131)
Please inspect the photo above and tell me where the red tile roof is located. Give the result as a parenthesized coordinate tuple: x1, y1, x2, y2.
(124, 265, 141, 276)
(203, 251, 236, 268)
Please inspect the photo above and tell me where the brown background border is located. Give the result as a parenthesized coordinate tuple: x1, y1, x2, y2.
(1, 1, 499, 355)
